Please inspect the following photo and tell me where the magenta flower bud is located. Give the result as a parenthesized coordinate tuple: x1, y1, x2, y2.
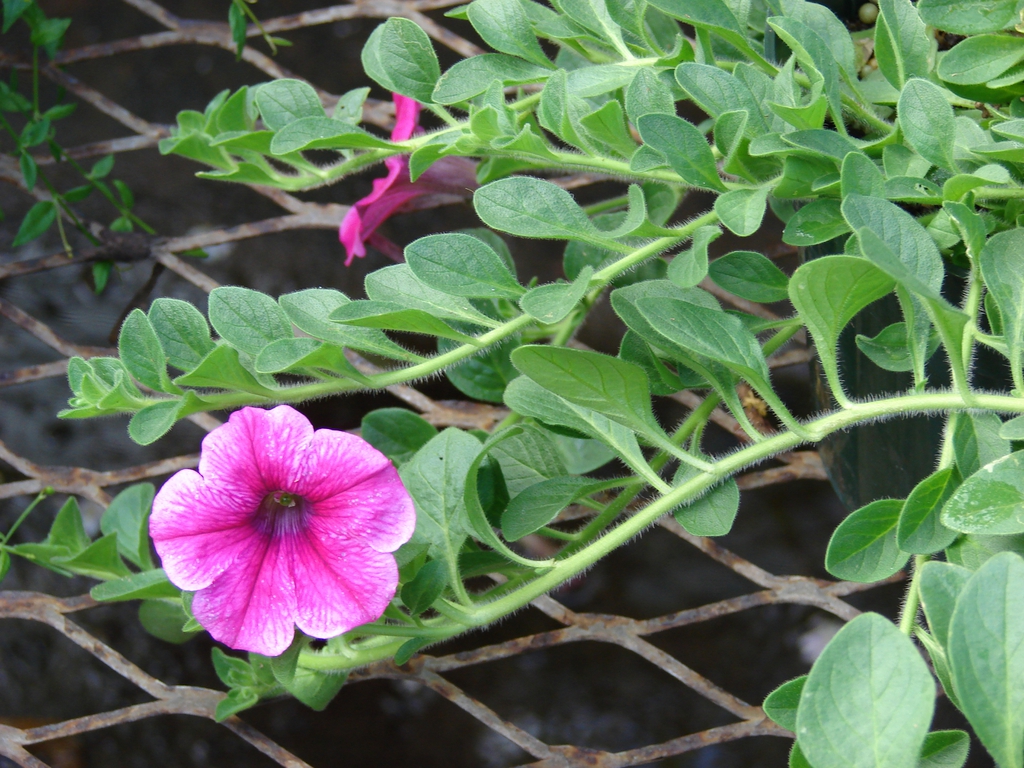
(339, 93, 479, 264)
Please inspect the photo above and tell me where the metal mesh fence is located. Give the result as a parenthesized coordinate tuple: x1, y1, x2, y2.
(0, 3, 897, 765)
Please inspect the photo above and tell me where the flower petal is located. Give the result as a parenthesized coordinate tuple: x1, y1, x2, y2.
(290, 533, 398, 638)
(339, 206, 367, 264)
(308, 465, 416, 553)
(191, 533, 298, 656)
(150, 469, 261, 590)
(204, 406, 315, 494)
(196, 415, 265, 500)
(390, 94, 422, 142)
(294, 428, 392, 500)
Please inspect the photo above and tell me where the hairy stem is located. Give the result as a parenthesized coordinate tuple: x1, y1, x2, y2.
(298, 390, 1024, 672)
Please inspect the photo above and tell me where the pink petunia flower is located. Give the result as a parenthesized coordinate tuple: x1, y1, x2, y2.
(150, 405, 416, 656)
(339, 93, 478, 265)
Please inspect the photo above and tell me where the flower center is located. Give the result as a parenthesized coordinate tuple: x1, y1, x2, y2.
(255, 491, 311, 537)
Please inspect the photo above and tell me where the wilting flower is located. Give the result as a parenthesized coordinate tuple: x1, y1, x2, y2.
(150, 405, 416, 656)
(339, 93, 478, 265)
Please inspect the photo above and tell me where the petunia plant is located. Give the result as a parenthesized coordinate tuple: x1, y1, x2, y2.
(16, 0, 1024, 762)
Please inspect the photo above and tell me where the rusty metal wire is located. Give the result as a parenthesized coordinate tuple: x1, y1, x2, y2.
(0, 3, 887, 766)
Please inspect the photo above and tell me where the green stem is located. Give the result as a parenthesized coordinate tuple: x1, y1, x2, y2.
(1, 488, 54, 546)
(297, 390, 1024, 672)
(446, 547, 473, 606)
(899, 555, 929, 636)
(583, 194, 630, 215)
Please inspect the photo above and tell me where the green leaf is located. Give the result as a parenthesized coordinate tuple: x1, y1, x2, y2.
(675, 63, 768, 137)
(19, 152, 36, 189)
(2, 0, 32, 32)
(118, 309, 178, 394)
(362, 408, 438, 466)
(874, 0, 932, 90)
(474, 177, 622, 249)
(918, 0, 1019, 34)
(980, 229, 1024, 392)
(279, 289, 421, 363)
(101, 483, 155, 569)
(281, 666, 348, 711)
(764, 675, 806, 732)
(634, 297, 770, 384)
(825, 499, 909, 582)
(667, 226, 719, 289)
(253, 338, 370, 381)
(549, 433, 615, 475)
(619, 330, 692, 394)
(503, 377, 666, 490)
(438, 336, 518, 403)
(401, 429, 484, 566)
(948, 552, 1024, 768)
(842, 194, 944, 300)
(362, 265, 499, 329)
(53, 533, 132, 580)
(91, 569, 179, 602)
(953, 412, 1011, 478)
(708, 251, 789, 303)
(797, 613, 935, 768)
(672, 465, 740, 536)
(433, 54, 550, 104)
(254, 79, 323, 130)
(942, 451, 1024, 535)
(401, 559, 448, 615)
(650, 0, 773, 72)
(917, 731, 970, 768)
(937, 35, 1024, 86)
(269, 117, 393, 154)
(919, 561, 973, 646)
(714, 187, 768, 237)
(511, 345, 667, 446)
(841, 152, 886, 200)
(856, 322, 939, 373)
(767, 17, 843, 128)
(330, 301, 480, 344)
(119, 400, 176, 443)
(148, 298, 216, 372)
(782, 199, 849, 246)
(500, 476, 596, 541)
(12, 201, 55, 246)
(208, 286, 293, 357)
(487, 422, 566, 496)
(173, 343, 276, 395)
(0, 550, 9, 583)
(142, 598, 201, 644)
(394, 638, 431, 666)
(213, 646, 256, 687)
(467, 0, 551, 68)
(637, 113, 726, 192)
(898, 80, 956, 172)
(406, 232, 523, 299)
(462, 428, 556, 567)
(361, 18, 440, 103)
(625, 67, 675, 125)
(1000, 415, 1024, 440)
(947, 533, 1024, 571)
(519, 266, 592, 324)
(898, 467, 961, 554)
(580, 100, 637, 159)
(229, 1, 246, 57)
(214, 687, 260, 721)
(48, 497, 90, 554)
